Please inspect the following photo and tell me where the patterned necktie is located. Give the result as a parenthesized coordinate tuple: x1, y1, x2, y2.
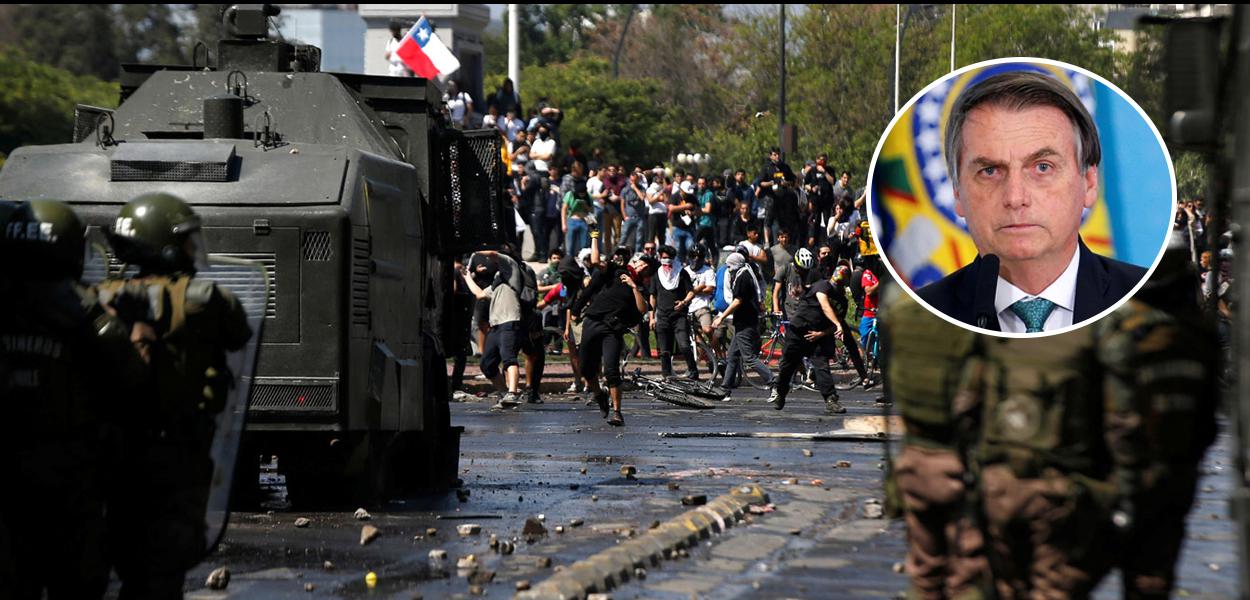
(1009, 298, 1057, 333)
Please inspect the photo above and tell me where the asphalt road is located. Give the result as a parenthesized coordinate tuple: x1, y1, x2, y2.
(162, 373, 1238, 599)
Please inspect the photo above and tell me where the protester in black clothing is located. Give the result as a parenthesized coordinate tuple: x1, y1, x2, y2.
(713, 251, 774, 390)
(757, 148, 796, 246)
(769, 250, 846, 414)
(572, 254, 659, 426)
(711, 176, 734, 261)
(772, 180, 803, 248)
(803, 154, 836, 247)
(650, 245, 698, 379)
(634, 243, 658, 360)
(829, 263, 873, 388)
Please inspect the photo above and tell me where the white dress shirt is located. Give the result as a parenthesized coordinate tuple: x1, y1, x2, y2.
(994, 246, 1080, 333)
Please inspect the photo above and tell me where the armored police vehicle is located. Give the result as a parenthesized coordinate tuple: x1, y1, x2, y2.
(0, 4, 513, 504)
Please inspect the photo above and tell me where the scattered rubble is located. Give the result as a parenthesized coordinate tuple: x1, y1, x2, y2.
(523, 517, 548, 540)
(304, 582, 315, 592)
(836, 461, 852, 468)
(893, 562, 906, 574)
(537, 556, 553, 568)
(428, 549, 448, 571)
(293, 517, 311, 528)
(667, 482, 681, 491)
(205, 567, 230, 590)
(322, 560, 334, 571)
(457, 524, 481, 537)
(467, 569, 495, 585)
(353, 508, 371, 521)
(426, 527, 438, 537)
(864, 499, 885, 519)
(569, 518, 584, 528)
(620, 465, 637, 479)
(802, 449, 813, 457)
(360, 525, 381, 545)
(516, 580, 531, 591)
(681, 495, 708, 506)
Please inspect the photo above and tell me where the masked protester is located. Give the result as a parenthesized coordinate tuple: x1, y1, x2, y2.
(570, 253, 659, 426)
(649, 245, 698, 379)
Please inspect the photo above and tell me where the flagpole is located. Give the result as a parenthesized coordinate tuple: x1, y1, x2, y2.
(508, 4, 520, 96)
(894, 4, 901, 114)
(950, 4, 956, 73)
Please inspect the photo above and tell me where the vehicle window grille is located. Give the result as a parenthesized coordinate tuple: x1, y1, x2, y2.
(204, 253, 277, 319)
(302, 231, 333, 261)
(250, 383, 336, 412)
(111, 160, 231, 182)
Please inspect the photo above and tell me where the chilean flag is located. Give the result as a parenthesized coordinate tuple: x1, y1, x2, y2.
(395, 16, 461, 79)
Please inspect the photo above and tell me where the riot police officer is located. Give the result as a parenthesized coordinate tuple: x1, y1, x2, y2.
(0, 199, 148, 600)
(100, 192, 252, 599)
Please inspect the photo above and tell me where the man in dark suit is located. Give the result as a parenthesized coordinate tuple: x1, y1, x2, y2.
(916, 71, 1146, 333)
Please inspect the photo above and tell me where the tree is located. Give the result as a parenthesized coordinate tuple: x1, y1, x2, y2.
(519, 56, 681, 167)
(0, 49, 118, 162)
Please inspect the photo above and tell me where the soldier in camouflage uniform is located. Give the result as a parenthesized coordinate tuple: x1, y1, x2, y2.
(0, 200, 148, 600)
(1101, 246, 1218, 598)
(99, 192, 252, 599)
(884, 287, 988, 600)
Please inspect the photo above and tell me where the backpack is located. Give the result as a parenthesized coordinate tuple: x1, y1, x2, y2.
(518, 263, 539, 315)
(849, 266, 866, 315)
(713, 264, 732, 312)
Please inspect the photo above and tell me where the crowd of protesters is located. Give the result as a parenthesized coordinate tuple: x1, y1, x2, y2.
(448, 103, 889, 424)
(1175, 197, 1234, 373)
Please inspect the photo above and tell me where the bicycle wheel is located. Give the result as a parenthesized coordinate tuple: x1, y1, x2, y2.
(693, 337, 719, 383)
(652, 389, 715, 410)
(742, 361, 772, 390)
(619, 329, 640, 373)
(863, 330, 880, 377)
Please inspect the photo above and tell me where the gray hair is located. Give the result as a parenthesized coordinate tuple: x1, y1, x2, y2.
(944, 71, 1100, 189)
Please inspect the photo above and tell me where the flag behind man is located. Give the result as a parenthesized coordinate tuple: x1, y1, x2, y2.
(394, 16, 461, 79)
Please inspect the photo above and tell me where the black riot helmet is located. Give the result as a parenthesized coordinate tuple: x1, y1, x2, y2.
(108, 192, 208, 274)
(4, 199, 87, 280)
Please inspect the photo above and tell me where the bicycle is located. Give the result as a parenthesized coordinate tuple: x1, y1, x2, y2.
(623, 318, 718, 382)
(629, 369, 727, 409)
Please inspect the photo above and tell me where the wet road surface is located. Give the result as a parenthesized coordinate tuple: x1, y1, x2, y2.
(162, 376, 1237, 599)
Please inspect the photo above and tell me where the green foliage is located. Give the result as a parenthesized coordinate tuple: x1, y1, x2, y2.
(0, 49, 118, 156)
(520, 57, 680, 167)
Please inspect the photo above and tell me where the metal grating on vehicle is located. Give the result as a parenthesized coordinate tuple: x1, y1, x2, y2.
(434, 129, 512, 255)
(351, 237, 371, 326)
(250, 382, 336, 412)
(203, 253, 277, 319)
(302, 231, 333, 261)
(110, 142, 236, 182)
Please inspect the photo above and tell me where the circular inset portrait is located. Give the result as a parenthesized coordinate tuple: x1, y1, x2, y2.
(867, 57, 1175, 337)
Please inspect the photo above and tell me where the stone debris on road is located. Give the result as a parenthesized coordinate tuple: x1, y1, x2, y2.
(864, 499, 885, 519)
(360, 524, 380, 545)
(457, 523, 481, 536)
(303, 582, 315, 592)
(836, 460, 852, 468)
(802, 449, 813, 457)
(205, 566, 230, 590)
(620, 464, 638, 478)
(515, 580, 531, 591)
(353, 507, 371, 521)
(426, 527, 438, 537)
(322, 560, 334, 571)
(523, 517, 548, 541)
(467, 568, 496, 584)
(681, 494, 708, 506)
(570, 517, 584, 528)
(293, 517, 311, 528)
